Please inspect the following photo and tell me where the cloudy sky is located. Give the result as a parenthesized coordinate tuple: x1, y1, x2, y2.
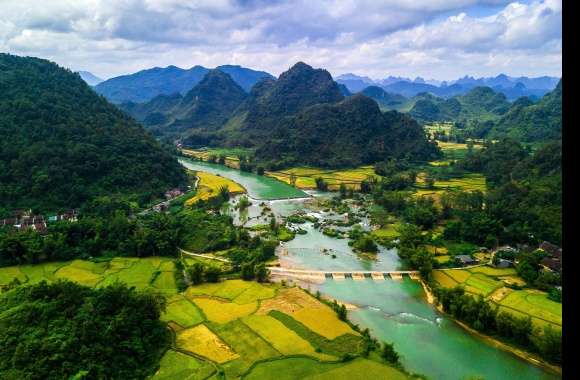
(0, 0, 561, 81)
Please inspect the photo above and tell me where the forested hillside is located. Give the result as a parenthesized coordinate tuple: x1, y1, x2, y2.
(121, 70, 247, 139)
(486, 80, 562, 142)
(0, 54, 186, 212)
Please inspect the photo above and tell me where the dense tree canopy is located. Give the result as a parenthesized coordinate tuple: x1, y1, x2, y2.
(0, 54, 186, 212)
(0, 281, 169, 379)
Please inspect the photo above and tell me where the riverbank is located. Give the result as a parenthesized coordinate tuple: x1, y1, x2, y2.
(420, 280, 562, 376)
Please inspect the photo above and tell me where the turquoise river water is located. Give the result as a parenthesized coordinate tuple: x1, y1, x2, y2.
(180, 158, 560, 380)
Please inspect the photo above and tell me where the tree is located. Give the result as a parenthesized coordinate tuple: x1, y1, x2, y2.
(381, 342, 400, 364)
(255, 263, 270, 283)
(241, 262, 255, 280)
(188, 262, 204, 285)
(204, 264, 221, 283)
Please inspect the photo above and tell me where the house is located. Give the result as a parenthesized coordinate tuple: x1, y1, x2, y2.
(165, 188, 184, 199)
(539, 241, 562, 259)
(455, 255, 479, 267)
(493, 258, 513, 268)
(540, 257, 562, 273)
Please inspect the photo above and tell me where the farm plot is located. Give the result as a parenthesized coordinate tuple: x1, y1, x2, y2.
(266, 166, 379, 190)
(161, 295, 205, 328)
(244, 357, 409, 380)
(497, 290, 562, 327)
(176, 324, 239, 363)
(151, 349, 215, 380)
(192, 298, 258, 324)
(185, 171, 245, 206)
(290, 306, 355, 340)
(210, 320, 281, 378)
(242, 315, 334, 361)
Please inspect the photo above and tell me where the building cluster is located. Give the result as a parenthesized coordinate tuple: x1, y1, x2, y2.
(0, 209, 79, 235)
(538, 241, 562, 273)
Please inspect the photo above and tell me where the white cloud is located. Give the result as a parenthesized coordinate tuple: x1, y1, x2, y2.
(0, 0, 561, 80)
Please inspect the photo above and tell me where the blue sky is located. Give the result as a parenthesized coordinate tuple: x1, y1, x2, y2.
(0, 0, 561, 81)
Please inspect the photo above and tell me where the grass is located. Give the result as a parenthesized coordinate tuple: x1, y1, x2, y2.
(242, 315, 334, 361)
(151, 349, 215, 380)
(192, 298, 258, 324)
(161, 296, 205, 328)
(185, 171, 246, 206)
(176, 324, 240, 363)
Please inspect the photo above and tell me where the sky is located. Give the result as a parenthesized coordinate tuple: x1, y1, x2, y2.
(0, 0, 562, 81)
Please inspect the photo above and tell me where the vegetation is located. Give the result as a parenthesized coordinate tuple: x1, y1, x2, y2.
(434, 285, 561, 364)
(0, 280, 169, 379)
(0, 54, 186, 212)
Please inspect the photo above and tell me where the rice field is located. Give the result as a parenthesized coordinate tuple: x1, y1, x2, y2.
(290, 307, 355, 340)
(151, 349, 215, 380)
(244, 357, 409, 380)
(433, 266, 561, 328)
(0, 256, 182, 298)
(161, 296, 205, 328)
(0, 260, 411, 378)
(497, 290, 562, 327)
(176, 324, 240, 363)
(192, 298, 258, 324)
(241, 315, 334, 360)
(185, 171, 246, 206)
(266, 166, 379, 190)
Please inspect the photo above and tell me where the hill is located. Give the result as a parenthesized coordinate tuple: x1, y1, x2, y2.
(254, 94, 440, 168)
(211, 62, 345, 146)
(487, 80, 562, 142)
(0, 54, 186, 212)
(95, 65, 273, 103)
(361, 86, 408, 111)
(408, 86, 510, 124)
(121, 70, 247, 138)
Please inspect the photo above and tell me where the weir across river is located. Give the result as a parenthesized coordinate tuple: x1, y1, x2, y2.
(268, 266, 421, 281)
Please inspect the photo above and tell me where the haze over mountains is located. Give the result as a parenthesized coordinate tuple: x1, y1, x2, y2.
(94, 65, 274, 104)
(335, 73, 560, 100)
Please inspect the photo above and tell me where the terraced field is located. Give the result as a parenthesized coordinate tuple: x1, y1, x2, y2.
(433, 266, 562, 329)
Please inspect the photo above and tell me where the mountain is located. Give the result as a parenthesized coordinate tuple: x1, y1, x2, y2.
(254, 94, 440, 168)
(78, 71, 104, 86)
(360, 86, 408, 111)
(488, 80, 562, 142)
(0, 54, 186, 211)
(122, 70, 247, 138)
(220, 61, 344, 140)
(94, 65, 273, 104)
(408, 86, 509, 124)
(337, 83, 352, 97)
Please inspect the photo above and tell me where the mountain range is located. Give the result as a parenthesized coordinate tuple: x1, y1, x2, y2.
(336, 73, 560, 100)
(94, 65, 273, 104)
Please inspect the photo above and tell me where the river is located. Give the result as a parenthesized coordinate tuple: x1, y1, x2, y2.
(179, 158, 560, 380)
